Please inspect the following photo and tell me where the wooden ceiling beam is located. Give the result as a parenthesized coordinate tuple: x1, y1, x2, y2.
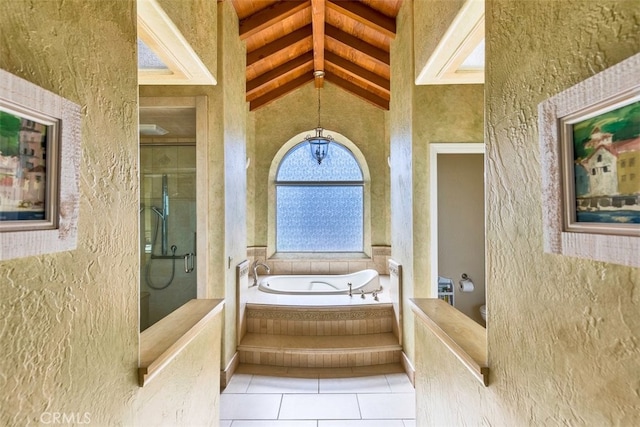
(239, 0, 310, 40)
(325, 24, 389, 65)
(326, 0, 396, 38)
(247, 25, 313, 67)
(324, 51, 389, 94)
(250, 74, 314, 111)
(247, 52, 314, 100)
(311, 0, 325, 87)
(325, 72, 390, 110)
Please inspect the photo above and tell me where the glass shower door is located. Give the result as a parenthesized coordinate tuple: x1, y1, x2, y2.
(139, 143, 197, 331)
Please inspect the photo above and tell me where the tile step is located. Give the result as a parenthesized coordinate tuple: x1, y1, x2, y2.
(238, 348, 402, 368)
(238, 332, 401, 354)
(245, 303, 396, 336)
(235, 362, 406, 378)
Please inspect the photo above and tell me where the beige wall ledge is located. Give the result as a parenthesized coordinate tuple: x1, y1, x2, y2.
(139, 299, 224, 386)
(410, 298, 488, 386)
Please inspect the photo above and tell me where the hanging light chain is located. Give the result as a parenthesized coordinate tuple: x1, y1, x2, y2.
(317, 87, 322, 129)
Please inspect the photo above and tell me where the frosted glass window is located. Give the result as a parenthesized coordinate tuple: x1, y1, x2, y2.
(276, 142, 364, 252)
(277, 142, 363, 181)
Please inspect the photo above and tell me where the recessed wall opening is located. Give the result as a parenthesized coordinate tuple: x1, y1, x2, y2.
(138, 98, 205, 331)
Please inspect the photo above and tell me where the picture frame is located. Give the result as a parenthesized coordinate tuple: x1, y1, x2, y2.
(539, 52, 640, 268)
(0, 97, 60, 231)
(0, 69, 81, 260)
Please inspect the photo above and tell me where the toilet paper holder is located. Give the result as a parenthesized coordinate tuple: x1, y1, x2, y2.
(459, 273, 475, 292)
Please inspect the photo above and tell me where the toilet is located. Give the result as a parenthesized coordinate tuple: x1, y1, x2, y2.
(479, 304, 487, 322)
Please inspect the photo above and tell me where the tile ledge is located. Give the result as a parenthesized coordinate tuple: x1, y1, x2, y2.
(139, 298, 224, 386)
(410, 298, 488, 386)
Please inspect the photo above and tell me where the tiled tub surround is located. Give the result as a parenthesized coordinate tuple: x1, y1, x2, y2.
(247, 246, 391, 276)
(245, 305, 395, 337)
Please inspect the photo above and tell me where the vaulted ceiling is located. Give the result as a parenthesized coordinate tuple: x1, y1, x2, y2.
(230, 0, 403, 111)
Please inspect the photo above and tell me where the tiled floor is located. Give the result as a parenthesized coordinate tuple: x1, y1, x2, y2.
(221, 373, 415, 427)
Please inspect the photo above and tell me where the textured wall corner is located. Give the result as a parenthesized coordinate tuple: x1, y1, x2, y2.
(220, 0, 249, 369)
(390, 0, 416, 364)
(134, 314, 223, 425)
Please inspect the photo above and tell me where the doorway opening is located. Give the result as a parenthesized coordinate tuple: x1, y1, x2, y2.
(429, 143, 485, 324)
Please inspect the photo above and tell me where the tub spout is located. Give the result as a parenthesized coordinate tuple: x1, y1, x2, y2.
(252, 260, 270, 287)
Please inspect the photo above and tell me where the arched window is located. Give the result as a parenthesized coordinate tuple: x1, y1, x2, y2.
(275, 141, 364, 252)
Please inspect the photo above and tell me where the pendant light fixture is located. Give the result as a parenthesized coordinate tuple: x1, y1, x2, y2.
(305, 71, 333, 165)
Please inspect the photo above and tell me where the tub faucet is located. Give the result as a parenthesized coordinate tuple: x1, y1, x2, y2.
(252, 260, 270, 287)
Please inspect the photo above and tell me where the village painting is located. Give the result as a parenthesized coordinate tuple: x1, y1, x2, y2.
(0, 109, 48, 222)
(571, 99, 640, 225)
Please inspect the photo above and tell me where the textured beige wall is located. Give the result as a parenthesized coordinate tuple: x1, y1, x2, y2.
(248, 81, 390, 250)
(390, 0, 416, 363)
(1, 1, 223, 425)
(133, 318, 222, 424)
(414, 0, 466, 79)
(246, 112, 257, 247)
(416, 0, 640, 425)
(156, 0, 217, 78)
(220, 0, 248, 368)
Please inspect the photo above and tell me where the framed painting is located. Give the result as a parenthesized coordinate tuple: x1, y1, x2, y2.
(539, 52, 640, 267)
(0, 69, 81, 260)
(0, 99, 59, 230)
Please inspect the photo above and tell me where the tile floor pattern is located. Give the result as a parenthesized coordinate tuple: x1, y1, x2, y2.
(221, 373, 415, 427)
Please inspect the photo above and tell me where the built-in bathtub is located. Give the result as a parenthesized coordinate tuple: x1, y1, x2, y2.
(258, 269, 381, 295)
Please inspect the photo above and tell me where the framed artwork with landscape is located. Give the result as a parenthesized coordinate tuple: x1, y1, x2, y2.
(0, 69, 81, 260)
(539, 53, 640, 268)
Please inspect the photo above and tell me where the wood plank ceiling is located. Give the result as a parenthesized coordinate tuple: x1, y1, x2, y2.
(231, 0, 402, 111)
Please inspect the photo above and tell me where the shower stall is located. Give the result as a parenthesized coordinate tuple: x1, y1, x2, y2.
(140, 143, 197, 330)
